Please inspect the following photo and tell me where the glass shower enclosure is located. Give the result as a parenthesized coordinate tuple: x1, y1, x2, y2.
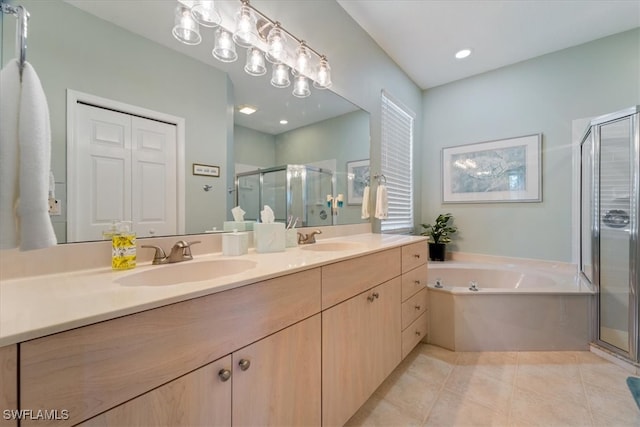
(580, 106, 639, 363)
(236, 165, 334, 227)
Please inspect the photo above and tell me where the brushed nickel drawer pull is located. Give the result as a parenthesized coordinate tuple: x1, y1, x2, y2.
(415, 305, 421, 310)
(238, 359, 251, 371)
(415, 331, 421, 336)
(414, 254, 421, 259)
(367, 292, 380, 302)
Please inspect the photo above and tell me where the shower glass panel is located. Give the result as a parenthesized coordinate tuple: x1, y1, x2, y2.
(236, 165, 334, 227)
(599, 118, 632, 352)
(580, 106, 639, 363)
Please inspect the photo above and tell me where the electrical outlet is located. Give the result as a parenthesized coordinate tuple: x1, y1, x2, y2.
(48, 198, 61, 216)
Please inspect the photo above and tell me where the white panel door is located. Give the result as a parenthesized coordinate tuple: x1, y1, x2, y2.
(72, 104, 131, 241)
(131, 116, 177, 238)
(70, 104, 178, 241)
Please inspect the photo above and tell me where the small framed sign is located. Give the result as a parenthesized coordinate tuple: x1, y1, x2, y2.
(192, 163, 220, 177)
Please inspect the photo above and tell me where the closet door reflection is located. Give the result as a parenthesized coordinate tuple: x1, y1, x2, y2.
(598, 117, 632, 352)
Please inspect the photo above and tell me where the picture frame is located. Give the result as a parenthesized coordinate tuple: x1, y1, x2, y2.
(347, 159, 370, 205)
(442, 134, 542, 203)
(192, 163, 220, 177)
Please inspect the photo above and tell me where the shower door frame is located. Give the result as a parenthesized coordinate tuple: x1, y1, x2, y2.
(581, 106, 640, 363)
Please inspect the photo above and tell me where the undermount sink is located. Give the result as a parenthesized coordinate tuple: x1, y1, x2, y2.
(300, 242, 366, 252)
(116, 259, 256, 286)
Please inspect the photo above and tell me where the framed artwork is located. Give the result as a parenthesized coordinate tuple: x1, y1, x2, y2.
(347, 159, 370, 205)
(442, 134, 542, 203)
(192, 163, 220, 177)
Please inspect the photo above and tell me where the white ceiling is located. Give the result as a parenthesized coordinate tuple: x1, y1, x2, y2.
(337, 0, 640, 89)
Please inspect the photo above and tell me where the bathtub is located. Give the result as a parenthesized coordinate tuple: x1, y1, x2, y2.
(428, 262, 595, 351)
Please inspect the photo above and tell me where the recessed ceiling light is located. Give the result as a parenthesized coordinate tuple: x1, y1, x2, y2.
(455, 49, 472, 59)
(238, 105, 257, 115)
(279, 119, 288, 125)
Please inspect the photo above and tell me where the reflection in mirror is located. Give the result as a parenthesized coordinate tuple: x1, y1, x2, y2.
(1, 0, 370, 244)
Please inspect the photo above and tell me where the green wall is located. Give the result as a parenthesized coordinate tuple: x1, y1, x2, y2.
(422, 28, 640, 262)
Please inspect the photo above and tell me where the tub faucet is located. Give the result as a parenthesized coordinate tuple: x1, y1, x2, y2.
(297, 229, 322, 244)
(142, 240, 201, 265)
(469, 281, 479, 292)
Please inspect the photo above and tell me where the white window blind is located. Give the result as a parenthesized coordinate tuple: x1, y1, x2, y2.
(380, 91, 414, 234)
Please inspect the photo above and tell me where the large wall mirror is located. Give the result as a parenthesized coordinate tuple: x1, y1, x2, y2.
(1, 0, 370, 244)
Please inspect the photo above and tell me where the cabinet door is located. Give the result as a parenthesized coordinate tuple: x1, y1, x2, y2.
(322, 277, 401, 427)
(232, 315, 321, 427)
(80, 356, 232, 427)
(0, 345, 17, 427)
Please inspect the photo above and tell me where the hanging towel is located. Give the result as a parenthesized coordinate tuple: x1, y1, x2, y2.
(0, 60, 21, 249)
(17, 61, 57, 251)
(361, 185, 370, 219)
(375, 184, 388, 220)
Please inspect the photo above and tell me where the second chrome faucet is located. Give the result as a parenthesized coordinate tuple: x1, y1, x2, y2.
(297, 230, 322, 245)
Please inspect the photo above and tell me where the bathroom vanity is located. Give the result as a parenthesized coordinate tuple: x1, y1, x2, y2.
(0, 234, 427, 427)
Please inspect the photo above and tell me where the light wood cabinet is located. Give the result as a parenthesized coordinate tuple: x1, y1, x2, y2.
(322, 277, 401, 427)
(0, 345, 17, 427)
(401, 242, 428, 359)
(79, 356, 232, 427)
(232, 315, 321, 426)
(401, 242, 428, 273)
(402, 312, 429, 359)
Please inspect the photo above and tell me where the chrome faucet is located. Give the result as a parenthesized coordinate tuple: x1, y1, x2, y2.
(142, 240, 201, 265)
(297, 229, 322, 244)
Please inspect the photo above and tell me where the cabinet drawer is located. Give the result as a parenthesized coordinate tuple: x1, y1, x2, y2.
(401, 242, 427, 273)
(401, 288, 428, 330)
(401, 311, 428, 359)
(401, 263, 428, 301)
(20, 268, 321, 427)
(322, 248, 401, 309)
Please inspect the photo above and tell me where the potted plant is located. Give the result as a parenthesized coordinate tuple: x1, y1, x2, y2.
(421, 213, 457, 261)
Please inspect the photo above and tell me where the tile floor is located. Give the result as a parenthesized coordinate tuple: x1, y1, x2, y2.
(346, 344, 640, 427)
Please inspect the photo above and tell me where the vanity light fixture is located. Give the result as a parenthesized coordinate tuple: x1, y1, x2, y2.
(172, 0, 332, 97)
(455, 48, 472, 59)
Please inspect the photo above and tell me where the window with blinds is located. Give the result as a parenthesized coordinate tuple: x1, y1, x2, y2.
(380, 91, 414, 234)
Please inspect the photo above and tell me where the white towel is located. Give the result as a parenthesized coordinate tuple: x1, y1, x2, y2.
(0, 60, 21, 249)
(361, 185, 370, 219)
(375, 184, 388, 220)
(17, 61, 57, 251)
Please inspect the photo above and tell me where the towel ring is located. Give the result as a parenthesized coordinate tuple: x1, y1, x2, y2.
(373, 173, 387, 185)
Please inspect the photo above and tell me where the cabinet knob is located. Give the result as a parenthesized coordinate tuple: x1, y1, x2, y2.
(414, 254, 421, 259)
(218, 368, 231, 382)
(414, 280, 421, 285)
(415, 331, 421, 336)
(238, 358, 251, 371)
(367, 292, 380, 302)
(415, 305, 421, 310)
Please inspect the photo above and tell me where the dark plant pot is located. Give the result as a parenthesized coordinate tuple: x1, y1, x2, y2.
(428, 242, 446, 261)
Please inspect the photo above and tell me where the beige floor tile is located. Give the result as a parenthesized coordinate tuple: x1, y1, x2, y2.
(418, 343, 460, 365)
(405, 352, 456, 385)
(515, 360, 588, 406)
(456, 352, 518, 384)
(424, 389, 509, 427)
(509, 386, 593, 427)
(444, 366, 514, 414)
(374, 370, 441, 423)
(584, 382, 640, 427)
(517, 351, 579, 365)
(578, 355, 640, 396)
(345, 395, 423, 427)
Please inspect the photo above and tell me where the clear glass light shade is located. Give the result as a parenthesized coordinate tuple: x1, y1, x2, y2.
(271, 63, 291, 88)
(244, 47, 266, 76)
(172, 5, 202, 46)
(212, 28, 238, 62)
(313, 56, 332, 89)
(233, 4, 256, 47)
(266, 24, 287, 64)
(191, 0, 221, 27)
(293, 42, 311, 76)
(292, 75, 311, 98)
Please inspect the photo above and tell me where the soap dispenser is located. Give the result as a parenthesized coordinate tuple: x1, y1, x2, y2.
(112, 221, 136, 270)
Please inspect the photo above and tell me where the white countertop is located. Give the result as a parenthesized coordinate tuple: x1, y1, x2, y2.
(0, 233, 426, 346)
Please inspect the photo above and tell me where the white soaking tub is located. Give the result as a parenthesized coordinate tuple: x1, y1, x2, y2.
(428, 262, 595, 351)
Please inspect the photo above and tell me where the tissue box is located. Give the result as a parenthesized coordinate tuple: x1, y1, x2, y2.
(223, 221, 255, 232)
(222, 232, 249, 256)
(254, 223, 286, 253)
